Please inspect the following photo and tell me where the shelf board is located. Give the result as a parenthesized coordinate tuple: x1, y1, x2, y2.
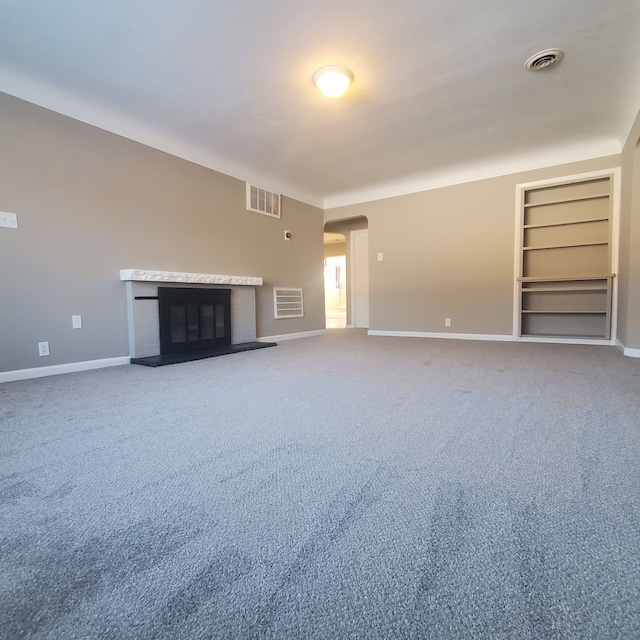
(524, 194, 609, 209)
(518, 275, 614, 282)
(523, 241, 607, 251)
(521, 310, 606, 315)
(523, 216, 608, 229)
(520, 332, 608, 339)
(522, 286, 608, 293)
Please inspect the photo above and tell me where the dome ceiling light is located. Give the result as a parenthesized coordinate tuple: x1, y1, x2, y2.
(313, 66, 354, 98)
(525, 48, 565, 71)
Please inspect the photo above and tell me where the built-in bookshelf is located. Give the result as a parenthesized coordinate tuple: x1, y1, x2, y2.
(517, 177, 614, 340)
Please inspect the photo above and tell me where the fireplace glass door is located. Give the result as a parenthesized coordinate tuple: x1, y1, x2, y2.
(159, 287, 231, 354)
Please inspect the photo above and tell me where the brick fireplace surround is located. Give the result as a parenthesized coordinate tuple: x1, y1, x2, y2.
(120, 269, 263, 360)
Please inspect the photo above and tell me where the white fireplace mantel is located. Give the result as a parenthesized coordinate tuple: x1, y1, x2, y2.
(120, 269, 263, 286)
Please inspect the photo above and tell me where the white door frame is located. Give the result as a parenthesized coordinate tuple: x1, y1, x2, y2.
(350, 229, 370, 328)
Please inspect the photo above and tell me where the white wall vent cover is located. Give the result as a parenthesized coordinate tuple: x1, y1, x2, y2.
(274, 288, 304, 319)
(246, 183, 281, 218)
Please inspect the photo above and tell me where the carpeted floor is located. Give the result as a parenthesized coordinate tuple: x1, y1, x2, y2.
(1, 330, 639, 639)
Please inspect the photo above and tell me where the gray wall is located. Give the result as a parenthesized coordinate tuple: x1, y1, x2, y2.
(325, 156, 625, 339)
(0, 92, 324, 374)
(618, 108, 640, 349)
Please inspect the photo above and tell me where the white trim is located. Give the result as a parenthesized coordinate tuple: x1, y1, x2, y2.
(616, 339, 640, 358)
(324, 141, 621, 209)
(517, 336, 615, 346)
(513, 167, 621, 342)
(0, 67, 324, 209)
(367, 330, 513, 342)
(350, 229, 369, 329)
(1, 67, 623, 211)
(0, 356, 130, 383)
(257, 329, 326, 343)
(609, 167, 622, 342)
(513, 167, 621, 191)
(513, 184, 525, 337)
(368, 330, 619, 348)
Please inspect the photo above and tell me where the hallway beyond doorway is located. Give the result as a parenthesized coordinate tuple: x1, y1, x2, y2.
(326, 309, 346, 329)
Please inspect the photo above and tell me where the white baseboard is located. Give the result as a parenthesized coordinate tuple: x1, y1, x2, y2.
(516, 336, 615, 346)
(257, 329, 327, 343)
(369, 330, 632, 352)
(368, 330, 513, 342)
(616, 339, 640, 357)
(0, 356, 131, 383)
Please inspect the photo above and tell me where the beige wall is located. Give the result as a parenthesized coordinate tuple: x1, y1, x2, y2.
(618, 108, 640, 350)
(0, 92, 324, 373)
(326, 157, 622, 337)
(2, 88, 637, 375)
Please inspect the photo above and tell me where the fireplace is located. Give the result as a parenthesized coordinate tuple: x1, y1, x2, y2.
(120, 269, 276, 366)
(159, 287, 231, 355)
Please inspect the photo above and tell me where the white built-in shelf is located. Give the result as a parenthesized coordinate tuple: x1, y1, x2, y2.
(522, 241, 607, 251)
(524, 194, 608, 209)
(518, 176, 613, 341)
(523, 216, 609, 229)
(519, 275, 614, 282)
(521, 310, 606, 315)
(522, 285, 608, 293)
(524, 333, 608, 339)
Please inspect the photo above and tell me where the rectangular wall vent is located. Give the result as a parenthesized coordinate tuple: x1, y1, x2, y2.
(246, 183, 280, 218)
(274, 287, 304, 319)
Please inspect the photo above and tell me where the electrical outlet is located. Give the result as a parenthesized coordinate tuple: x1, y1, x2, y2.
(445, 318, 451, 327)
(0, 211, 18, 229)
(377, 252, 383, 261)
(38, 341, 50, 356)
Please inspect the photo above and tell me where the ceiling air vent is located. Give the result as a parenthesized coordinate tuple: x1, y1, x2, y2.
(525, 48, 565, 71)
(246, 183, 281, 218)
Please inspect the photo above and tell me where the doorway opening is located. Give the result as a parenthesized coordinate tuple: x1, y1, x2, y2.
(324, 232, 347, 328)
(323, 216, 369, 330)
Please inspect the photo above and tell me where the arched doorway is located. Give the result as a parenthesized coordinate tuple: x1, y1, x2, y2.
(323, 216, 369, 329)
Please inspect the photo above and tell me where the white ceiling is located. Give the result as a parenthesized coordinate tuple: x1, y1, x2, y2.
(1, 0, 639, 208)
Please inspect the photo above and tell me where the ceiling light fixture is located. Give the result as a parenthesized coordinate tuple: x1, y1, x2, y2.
(313, 66, 354, 98)
(525, 48, 565, 71)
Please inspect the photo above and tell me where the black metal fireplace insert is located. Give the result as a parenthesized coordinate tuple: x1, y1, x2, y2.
(159, 286, 231, 354)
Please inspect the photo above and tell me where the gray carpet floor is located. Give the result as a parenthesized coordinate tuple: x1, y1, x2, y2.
(1, 330, 639, 639)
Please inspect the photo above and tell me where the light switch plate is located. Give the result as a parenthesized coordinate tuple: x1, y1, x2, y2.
(0, 212, 18, 228)
(72, 315, 82, 329)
